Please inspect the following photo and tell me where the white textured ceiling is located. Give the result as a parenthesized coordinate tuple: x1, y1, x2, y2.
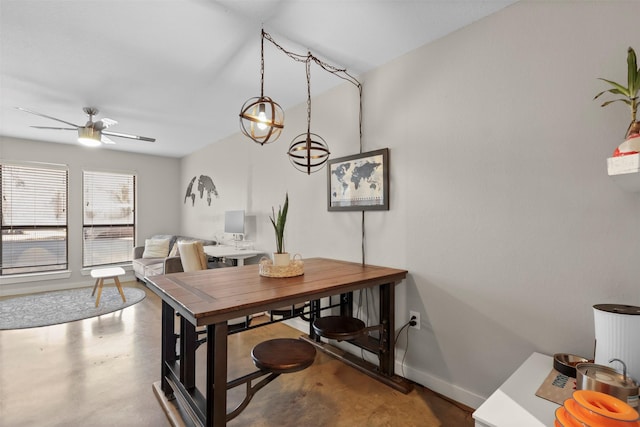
(0, 0, 517, 158)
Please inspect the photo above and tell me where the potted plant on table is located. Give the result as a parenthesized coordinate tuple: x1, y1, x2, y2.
(269, 193, 290, 266)
(594, 46, 640, 156)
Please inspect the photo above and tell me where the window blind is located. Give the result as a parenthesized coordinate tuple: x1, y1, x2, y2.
(0, 163, 68, 275)
(83, 171, 135, 267)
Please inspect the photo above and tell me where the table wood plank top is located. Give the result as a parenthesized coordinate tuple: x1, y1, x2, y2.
(146, 257, 408, 326)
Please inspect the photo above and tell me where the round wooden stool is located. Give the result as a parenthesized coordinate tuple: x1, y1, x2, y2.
(251, 338, 316, 374)
(312, 316, 366, 341)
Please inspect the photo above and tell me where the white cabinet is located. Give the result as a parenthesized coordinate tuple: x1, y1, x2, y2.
(472, 353, 559, 427)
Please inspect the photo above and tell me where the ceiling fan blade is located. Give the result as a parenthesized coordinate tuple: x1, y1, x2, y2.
(100, 118, 118, 128)
(93, 118, 117, 131)
(30, 126, 76, 130)
(16, 107, 80, 128)
(102, 130, 155, 142)
(101, 136, 116, 145)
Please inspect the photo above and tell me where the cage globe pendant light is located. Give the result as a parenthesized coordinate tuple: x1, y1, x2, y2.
(287, 55, 330, 174)
(239, 30, 285, 145)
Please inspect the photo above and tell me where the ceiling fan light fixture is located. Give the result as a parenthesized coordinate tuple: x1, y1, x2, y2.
(77, 127, 102, 147)
(18, 106, 155, 145)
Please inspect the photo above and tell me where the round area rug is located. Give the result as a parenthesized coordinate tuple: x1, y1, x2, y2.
(0, 286, 146, 330)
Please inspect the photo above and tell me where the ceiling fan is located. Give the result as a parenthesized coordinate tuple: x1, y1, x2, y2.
(17, 106, 156, 147)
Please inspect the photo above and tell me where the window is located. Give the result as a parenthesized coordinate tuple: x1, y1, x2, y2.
(83, 170, 135, 267)
(0, 162, 68, 275)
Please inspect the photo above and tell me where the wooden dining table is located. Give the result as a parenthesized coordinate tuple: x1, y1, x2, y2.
(146, 257, 409, 427)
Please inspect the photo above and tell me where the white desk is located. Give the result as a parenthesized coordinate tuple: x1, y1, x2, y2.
(203, 245, 263, 266)
(473, 352, 559, 427)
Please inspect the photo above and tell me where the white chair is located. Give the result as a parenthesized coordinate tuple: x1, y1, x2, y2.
(178, 241, 208, 272)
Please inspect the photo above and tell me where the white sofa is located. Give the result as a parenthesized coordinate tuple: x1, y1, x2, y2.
(132, 234, 215, 281)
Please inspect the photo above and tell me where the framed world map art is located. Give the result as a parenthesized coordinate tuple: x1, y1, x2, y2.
(327, 148, 389, 211)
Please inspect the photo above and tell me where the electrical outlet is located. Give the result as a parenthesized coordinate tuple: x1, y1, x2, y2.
(409, 310, 420, 330)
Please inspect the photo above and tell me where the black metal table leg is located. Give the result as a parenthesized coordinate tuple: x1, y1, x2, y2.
(180, 315, 197, 389)
(379, 283, 395, 376)
(161, 302, 177, 395)
(339, 292, 354, 317)
(207, 321, 228, 427)
(309, 299, 321, 341)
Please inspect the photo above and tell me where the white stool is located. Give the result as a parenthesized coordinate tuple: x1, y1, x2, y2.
(91, 267, 126, 307)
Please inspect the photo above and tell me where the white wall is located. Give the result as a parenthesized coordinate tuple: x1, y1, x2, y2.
(181, 1, 640, 408)
(0, 136, 181, 295)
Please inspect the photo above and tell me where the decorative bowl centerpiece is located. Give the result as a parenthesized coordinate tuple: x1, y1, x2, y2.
(259, 254, 304, 278)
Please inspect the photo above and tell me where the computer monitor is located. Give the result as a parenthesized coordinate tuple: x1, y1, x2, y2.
(224, 210, 245, 235)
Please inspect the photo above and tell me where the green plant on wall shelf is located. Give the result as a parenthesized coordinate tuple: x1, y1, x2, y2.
(594, 46, 640, 138)
(269, 193, 288, 254)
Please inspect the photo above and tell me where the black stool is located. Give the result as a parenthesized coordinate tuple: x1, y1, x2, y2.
(312, 315, 366, 341)
(226, 338, 316, 421)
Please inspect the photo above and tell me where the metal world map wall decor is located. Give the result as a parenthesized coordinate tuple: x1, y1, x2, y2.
(184, 175, 219, 206)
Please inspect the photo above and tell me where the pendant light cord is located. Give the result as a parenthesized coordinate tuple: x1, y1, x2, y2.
(261, 30, 366, 265)
(358, 84, 365, 265)
(262, 31, 361, 89)
(306, 54, 311, 135)
(260, 29, 265, 97)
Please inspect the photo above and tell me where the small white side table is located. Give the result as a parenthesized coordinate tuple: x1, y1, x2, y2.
(91, 267, 126, 307)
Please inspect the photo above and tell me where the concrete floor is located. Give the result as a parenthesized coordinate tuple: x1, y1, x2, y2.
(0, 282, 474, 426)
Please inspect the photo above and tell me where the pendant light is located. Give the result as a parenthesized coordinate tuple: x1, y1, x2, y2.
(239, 30, 285, 145)
(287, 55, 330, 174)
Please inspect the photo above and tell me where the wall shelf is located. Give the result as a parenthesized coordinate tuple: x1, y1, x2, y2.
(607, 154, 640, 192)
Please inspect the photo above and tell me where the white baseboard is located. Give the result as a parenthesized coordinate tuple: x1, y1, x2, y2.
(283, 316, 486, 410)
(2, 280, 91, 296)
(397, 361, 485, 409)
